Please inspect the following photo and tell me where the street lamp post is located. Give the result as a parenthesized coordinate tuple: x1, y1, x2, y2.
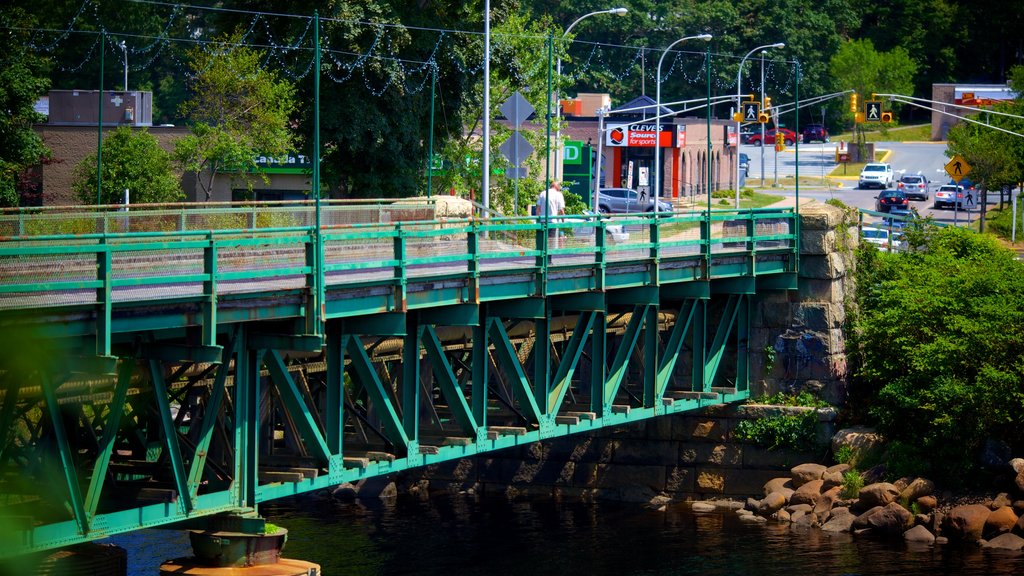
(655, 33, 712, 206)
(119, 41, 128, 91)
(555, 8, 627, 181)
(735, 42, 784, 208)
(759, 50, 766, 187)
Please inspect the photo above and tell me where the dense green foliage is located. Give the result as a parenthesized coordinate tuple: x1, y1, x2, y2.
(850, 225, 1024, 483)
(0, 9, 50, 206)
(72, 126, 182, 204)
(4, 0, 1024, 205)
(174, 34, 296, 200)
(734, 409, 821, 452)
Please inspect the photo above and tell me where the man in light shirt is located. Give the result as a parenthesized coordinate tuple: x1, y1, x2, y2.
(536, 181, 566, 260)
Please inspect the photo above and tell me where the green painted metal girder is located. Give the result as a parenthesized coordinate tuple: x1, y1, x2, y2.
(487, 318, 542, 424)
(657, 300, 697, 398)
(248, 334, 323, 353)
(345, 335, 410, 450)
(416, 304, 478, 326)
(262, 349, 332, 465)
(711, 277, 756, 295)
(138, 343, 224, 364)
(550, 292, 604, 312)
(401, 323, 422, 443)
(607, 286, 660, 307)
(704, 296, 741, 390)
(188, 334, 234, 499)
(604, 306, 647, 407)
(485, 298, 546, 319)
(691, 300, 706, 391)
(547, 311, 595, 414)
(325, 325, 345, 456)
(662, 281, 710, 300)
(148, 358, 193, 512)
(40, 372, 89, 534)
(420, 326, 479, 434)
(341, 312, 407, 336)
(758, 272, 798, 291)
(83, 360, 132, 519)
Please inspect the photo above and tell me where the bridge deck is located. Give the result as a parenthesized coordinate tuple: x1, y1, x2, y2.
(0, 204, 799, 557)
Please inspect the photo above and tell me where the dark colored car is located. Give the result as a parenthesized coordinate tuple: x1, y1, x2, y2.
(897, 174, 929, 200)
(949, 178, 975, 192)
(875, 190, 910, 213)
(747, 128, 799, 147)
(596, 188, 672, 214)
(801, 123, 830, 143)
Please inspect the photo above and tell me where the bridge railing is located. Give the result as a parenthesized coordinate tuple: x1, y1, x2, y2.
(0, 207, 798, 311)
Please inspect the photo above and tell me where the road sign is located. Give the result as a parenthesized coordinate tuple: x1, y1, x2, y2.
(742, 102, 760, 122)
(865, 101, 882, 122)
(499, 132, 533, 170)
(500, 91, 534, 128)
(944, 155, 972, 181)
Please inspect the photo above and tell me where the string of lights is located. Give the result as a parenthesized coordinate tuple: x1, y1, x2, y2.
(12, 0, 801, 98)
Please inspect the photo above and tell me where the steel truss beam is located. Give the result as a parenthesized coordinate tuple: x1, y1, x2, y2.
(0, 288, 759, 557)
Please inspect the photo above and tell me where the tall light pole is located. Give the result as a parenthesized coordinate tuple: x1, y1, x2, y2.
(655, 33, 712, 205)
(555, 8, 627, 180)
(735, 42, 784, 208)
(119, 41, 128, 91)
(483, 0, 491, 213)
(759, 50, 766, 187)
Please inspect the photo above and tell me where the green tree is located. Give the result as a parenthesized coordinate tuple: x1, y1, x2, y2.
(72, 126, 182, 205)
(175, 33, 297, 200)
(850, 226, 1024, 483)
(0, 9, 51, 207)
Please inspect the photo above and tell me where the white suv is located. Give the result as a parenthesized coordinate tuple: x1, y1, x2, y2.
(859, 163, 894, 189)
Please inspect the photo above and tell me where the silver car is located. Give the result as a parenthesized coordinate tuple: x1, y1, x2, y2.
(596, 188, 673, 213)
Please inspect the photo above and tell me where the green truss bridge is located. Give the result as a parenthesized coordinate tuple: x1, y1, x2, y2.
(0, 200, 798, 558)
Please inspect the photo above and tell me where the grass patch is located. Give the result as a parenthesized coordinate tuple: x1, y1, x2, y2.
(828, 151, 889, 178)
(710, 190, 785, 210)
(832, 123, 932, 143)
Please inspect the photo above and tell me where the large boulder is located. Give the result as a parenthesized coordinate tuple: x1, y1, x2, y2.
(981, 533, 1024, 551)
(821, 507, 856, 532)
(791, 463, 827, 488)
(1016, 469, 1024, 494)
(1011, 458, 1024, 475)
(915, 495, 937, 514)
(757, 491, 789, 516)
(791, 479, 824, 507)
(985, 506, 1019, 537)
(898, 478, 935, 503)
(867, 502, 914, 536)
(852, 506, 884, 531)
(813, 486, 842, 519)
(823, 463, 850, 488)
(762, 477, 795, 499)
(831, 426, 884, 458)
(903, 524, 936, 544)
(943, 504, 991, 542)
(858, 482, 900, 509)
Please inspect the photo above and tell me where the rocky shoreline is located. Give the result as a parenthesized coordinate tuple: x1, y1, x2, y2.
(686, 458, 1024, 553)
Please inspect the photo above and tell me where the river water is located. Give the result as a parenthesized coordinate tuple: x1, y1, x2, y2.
(111, 491, 1024, 575)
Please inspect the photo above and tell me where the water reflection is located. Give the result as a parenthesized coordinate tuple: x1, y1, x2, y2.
(111, 492, 1023, 575)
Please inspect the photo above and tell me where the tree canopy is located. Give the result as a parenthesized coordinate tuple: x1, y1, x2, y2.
(0, 8, 50, 207)
(72, 126, 182, 205)
(851, 225, 1024, 482)
(174, 34, 297, 200)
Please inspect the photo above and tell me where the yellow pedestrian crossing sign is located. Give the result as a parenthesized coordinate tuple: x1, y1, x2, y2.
(865, 101, 882, 122)
(945, 155, 972, 181)
(742, 102, 760, 122)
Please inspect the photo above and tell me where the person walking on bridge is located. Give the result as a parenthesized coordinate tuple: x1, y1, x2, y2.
(536, 181, 566, 260)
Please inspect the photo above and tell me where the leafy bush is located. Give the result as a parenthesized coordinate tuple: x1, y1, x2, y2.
(833, 445, 855, 465)
(850, 225, 1024, 484)
(840, 470, 864, 499)
(752, 391, 829, 408)
(734, 409, 821, 451)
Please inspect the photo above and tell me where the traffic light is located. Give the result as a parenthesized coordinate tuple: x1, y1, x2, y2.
(758, 112, 770, 123)
(881, 111, 893, 123)
(764, 96, 772, 110)
(850, 93, 858, 113)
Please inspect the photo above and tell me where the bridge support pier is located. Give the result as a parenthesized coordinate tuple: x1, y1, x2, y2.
(160, 514, 320, 575)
